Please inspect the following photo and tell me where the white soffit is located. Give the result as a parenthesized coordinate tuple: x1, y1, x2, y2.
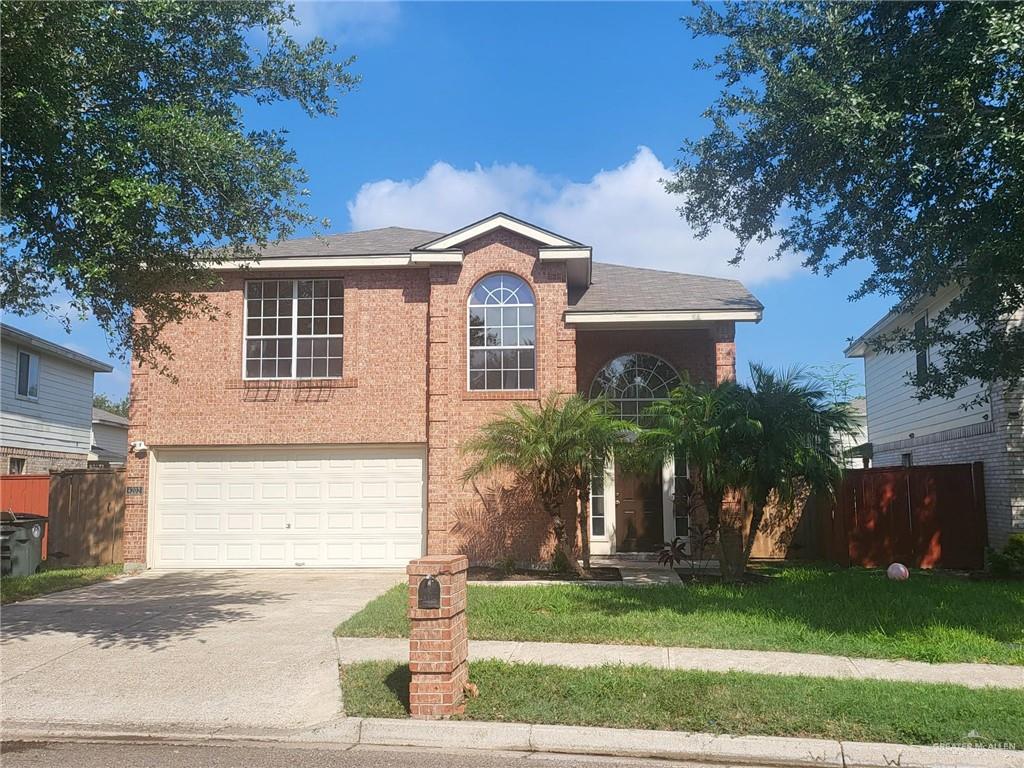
(565, 309, 763, 326)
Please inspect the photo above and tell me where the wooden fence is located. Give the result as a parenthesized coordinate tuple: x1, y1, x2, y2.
(47, 468, 125, 566)
(0, 474, 51, 555)
(833, 463, 987, 570)
(746, 463, 988, 570)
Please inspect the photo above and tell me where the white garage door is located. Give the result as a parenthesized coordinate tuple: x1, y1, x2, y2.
(152, 446, 424, 569)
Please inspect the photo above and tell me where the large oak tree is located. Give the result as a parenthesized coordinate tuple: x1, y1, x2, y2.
(668, 1, 1023, 398)
(1, 1, 357, 370)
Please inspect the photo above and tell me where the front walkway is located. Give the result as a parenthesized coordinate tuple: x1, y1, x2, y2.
(336, 636, 1024, 689)
(2, 569, 404, 731)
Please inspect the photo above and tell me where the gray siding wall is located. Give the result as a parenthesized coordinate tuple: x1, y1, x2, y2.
(92, 421, 129, 463)
(873, 384, 1024, 549)
(0, 340, 95, 456)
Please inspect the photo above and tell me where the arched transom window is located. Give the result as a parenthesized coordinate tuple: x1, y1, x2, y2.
(468, 273, 536, 391)
(589, 353, 680, 423)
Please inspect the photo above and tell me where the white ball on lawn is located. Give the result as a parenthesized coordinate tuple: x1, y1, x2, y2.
(887, 562, 910, 581)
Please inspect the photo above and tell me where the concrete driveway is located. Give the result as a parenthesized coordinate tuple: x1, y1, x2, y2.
(1, 570, 403, 731)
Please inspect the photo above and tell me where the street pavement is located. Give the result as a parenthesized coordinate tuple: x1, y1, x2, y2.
(1, 741, 743, 768)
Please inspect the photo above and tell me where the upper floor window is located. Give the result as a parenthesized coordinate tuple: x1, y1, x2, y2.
(468, 273, 535, 391)
(914, 314, 928, 379)
(17, 350, 39, 399)
(244, 279, 343, 379)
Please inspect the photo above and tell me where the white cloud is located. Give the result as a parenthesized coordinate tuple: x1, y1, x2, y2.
(286, 1, 400, 45)
(347, 147, 799, 284)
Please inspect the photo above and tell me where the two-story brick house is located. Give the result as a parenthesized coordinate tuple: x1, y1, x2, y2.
(124, 214, 762, 570)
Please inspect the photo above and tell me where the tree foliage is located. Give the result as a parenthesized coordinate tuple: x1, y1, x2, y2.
(461, 394, 635, 575)
(93, 393, 130, 418)
(668, 2, 1024, 398)
(644, 367, 853, 581)
(1, 1, 357, 370)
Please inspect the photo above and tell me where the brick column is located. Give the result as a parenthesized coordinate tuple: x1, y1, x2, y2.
(123, 344, 151, 572)
(711, 322, 737, 384)
(407, 554, 469, 719)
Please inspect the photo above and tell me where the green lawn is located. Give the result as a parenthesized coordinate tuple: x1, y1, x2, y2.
(342, 660, 1024, 748)
(336, 565, 1024, 665)
(0, 563, 122, 604)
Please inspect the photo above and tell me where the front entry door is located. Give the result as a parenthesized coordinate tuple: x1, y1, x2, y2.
(614, 464, 662, 551)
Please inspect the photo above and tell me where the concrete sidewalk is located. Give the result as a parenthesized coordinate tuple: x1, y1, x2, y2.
(335, 636, 1024, 689)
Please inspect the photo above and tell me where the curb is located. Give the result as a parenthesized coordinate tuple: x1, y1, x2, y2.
(4, 717, 1021, 768)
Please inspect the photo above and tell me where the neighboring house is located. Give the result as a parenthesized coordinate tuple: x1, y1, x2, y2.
(841, 397, 870, 468)
(125, 213, 763, 570)
(90, 407, 129, 467)
(845, 287, 1024, 547)
(0, 323, 114, 475)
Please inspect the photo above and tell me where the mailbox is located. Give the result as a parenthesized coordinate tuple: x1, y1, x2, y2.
(417, 574, 441, 609)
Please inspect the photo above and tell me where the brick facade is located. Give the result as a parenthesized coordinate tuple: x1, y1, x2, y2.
(425, 230, 577, 564)
(125, 227, 745, 567)
(873, 384, 1024, 548)
(0, 446, 87, 475)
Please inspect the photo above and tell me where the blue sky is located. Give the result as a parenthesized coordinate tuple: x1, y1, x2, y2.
(11, 1, 890, 399)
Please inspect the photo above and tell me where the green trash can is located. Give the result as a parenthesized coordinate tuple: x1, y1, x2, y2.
(1, 513, 47, 577)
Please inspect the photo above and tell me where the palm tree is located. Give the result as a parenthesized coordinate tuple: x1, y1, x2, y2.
(738, 364, 856, 569)
(633, 377, 755, 572)
(461, 394, 634, 576)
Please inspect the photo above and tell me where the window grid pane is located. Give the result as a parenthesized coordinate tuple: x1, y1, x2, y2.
(244, 279, 343, 380)
(468, 274, 535, 391)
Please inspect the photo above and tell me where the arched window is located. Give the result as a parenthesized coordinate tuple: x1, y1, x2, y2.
(589, 353, 680, 423)
(468, 273, 536, 390)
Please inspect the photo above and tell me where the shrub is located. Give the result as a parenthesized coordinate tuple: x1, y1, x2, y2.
(989, 534, 1024, 579)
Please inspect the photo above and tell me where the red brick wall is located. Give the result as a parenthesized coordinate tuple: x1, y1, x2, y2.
(575, 327, 726, 395)
(142, 268, 429, 446)
(124, 268, 430, 564)
(425, 230, 577, 565)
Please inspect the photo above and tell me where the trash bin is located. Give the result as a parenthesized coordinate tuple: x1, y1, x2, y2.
(1, 512, 48, 577)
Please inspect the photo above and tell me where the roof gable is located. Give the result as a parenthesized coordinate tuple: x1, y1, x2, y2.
(414, 213, 583, 251)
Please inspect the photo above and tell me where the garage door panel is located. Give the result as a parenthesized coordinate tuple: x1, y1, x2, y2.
(153, 447, 424, 569)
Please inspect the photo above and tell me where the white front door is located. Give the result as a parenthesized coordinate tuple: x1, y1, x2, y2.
(151, 446, 424, 568)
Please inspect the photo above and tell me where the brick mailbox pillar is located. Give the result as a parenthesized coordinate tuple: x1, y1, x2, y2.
(407, 554, 469, 719)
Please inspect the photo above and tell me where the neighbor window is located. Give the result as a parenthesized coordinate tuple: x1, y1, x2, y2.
(8, 457, 26, 475)
(914, 314, 928, 379)
(901, 452, 913, 467)
(467, 273, 536, 390)
(16, 350, 39, 399)
(244, 279, 343, 379)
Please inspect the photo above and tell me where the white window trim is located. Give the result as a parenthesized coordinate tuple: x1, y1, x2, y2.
(466, 275, 537, 392)
(242, 278, 344, 381)
(16, 349, 39, 401)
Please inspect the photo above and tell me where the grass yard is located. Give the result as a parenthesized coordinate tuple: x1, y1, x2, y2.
(342, 660, 1024, 748)
(336, 565, 1024, 665)
(0, 563, 122, 604)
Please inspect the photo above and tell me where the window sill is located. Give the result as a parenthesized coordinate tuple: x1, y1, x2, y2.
(228, 377, 358, 390)
(462, 390, 540, 401)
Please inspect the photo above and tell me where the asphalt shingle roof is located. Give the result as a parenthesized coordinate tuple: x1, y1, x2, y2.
(256, 227, 444, 258)
(570, 262, 762, 314)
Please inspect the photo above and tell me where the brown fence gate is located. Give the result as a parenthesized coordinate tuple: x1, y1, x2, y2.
(47, 468, 125, 566)
(834, 463, 987, 570)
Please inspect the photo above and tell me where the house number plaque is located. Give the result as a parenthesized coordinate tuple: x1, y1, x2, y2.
(126, 486, 144, 496)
